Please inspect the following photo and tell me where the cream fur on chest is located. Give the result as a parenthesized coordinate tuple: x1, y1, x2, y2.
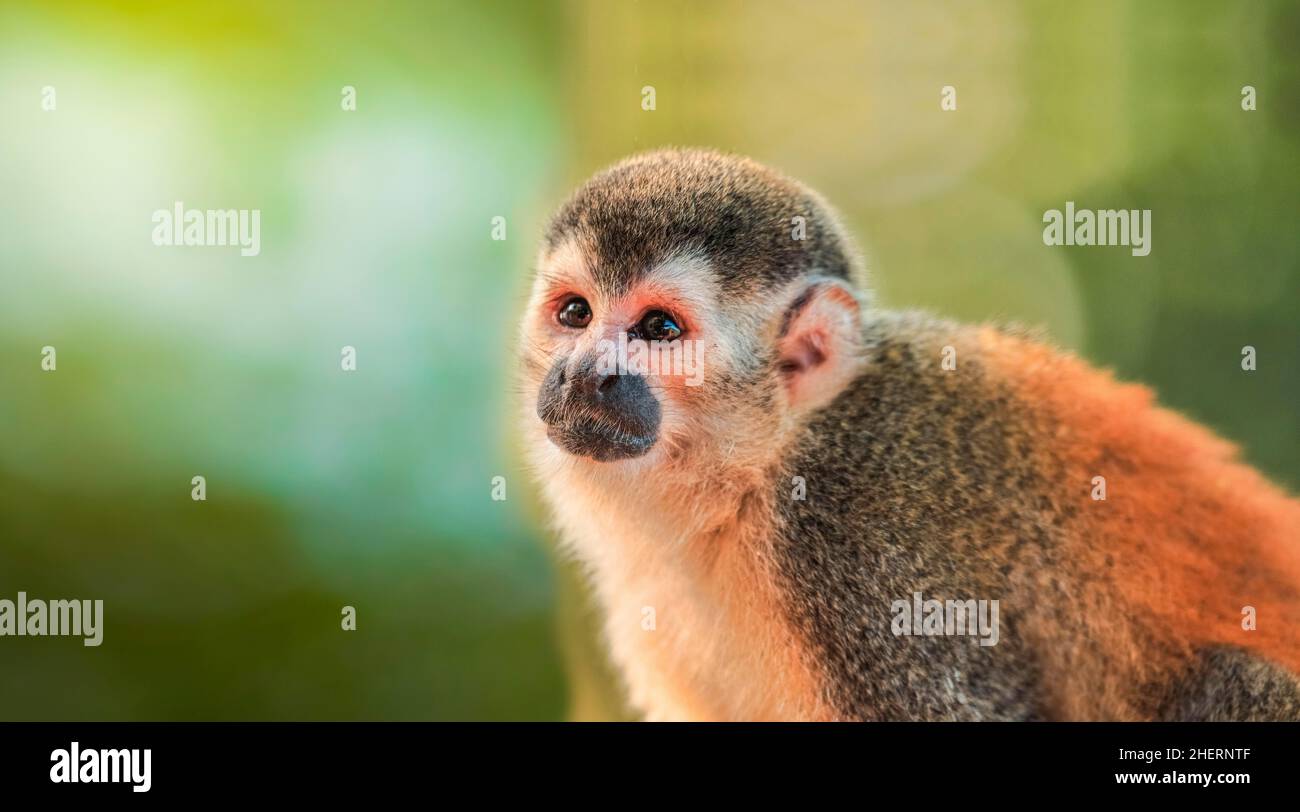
(540, 469, 831, 721)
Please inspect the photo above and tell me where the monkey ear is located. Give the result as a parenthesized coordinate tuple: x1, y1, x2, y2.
(776, 278, 864, 414)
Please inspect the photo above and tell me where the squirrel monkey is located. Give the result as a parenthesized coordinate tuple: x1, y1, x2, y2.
(519, 148, 1300, 721)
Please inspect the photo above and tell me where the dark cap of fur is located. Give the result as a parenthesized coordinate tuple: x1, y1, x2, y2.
(544, 148, 865, 298)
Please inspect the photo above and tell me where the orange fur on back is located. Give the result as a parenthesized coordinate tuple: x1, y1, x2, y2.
(979, 327, 1300, 713)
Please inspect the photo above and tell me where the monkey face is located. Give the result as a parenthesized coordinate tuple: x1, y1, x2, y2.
(521, 149, 868, 470)
(521, 242, 718, 464)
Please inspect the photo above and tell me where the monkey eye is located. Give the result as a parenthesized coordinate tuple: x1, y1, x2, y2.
(633, 310, 683, 342)
(557, 297, 592, 329)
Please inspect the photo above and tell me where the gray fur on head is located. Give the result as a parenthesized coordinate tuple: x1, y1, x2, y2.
(544, 148, 867, 301)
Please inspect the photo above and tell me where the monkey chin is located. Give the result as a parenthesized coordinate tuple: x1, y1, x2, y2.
(544, 420, 657, 463)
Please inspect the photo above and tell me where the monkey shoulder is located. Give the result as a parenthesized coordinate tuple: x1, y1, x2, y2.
(771, 311, 1050, 720)
(779, 310, 1042, 526)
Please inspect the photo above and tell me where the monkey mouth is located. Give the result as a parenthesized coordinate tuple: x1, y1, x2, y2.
(545, 418, 657, 462)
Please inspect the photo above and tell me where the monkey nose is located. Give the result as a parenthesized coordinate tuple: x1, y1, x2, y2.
(563, 353, 620, 401)
(565, 355, 659, 428)
(573, 369, 622, 402)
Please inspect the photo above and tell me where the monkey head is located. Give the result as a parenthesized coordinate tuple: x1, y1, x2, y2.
(520, 148, 868, 475)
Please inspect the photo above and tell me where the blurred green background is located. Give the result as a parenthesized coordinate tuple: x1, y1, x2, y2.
(0, 0, 1296, 720)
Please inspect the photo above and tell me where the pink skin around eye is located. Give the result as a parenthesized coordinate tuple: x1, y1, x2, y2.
(621, 288, 694, 339)
(610, 289, 706, 400)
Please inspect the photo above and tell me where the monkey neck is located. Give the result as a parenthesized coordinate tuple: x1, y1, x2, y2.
(542, 423, 781, 568)
(538, 417, 830, 721)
